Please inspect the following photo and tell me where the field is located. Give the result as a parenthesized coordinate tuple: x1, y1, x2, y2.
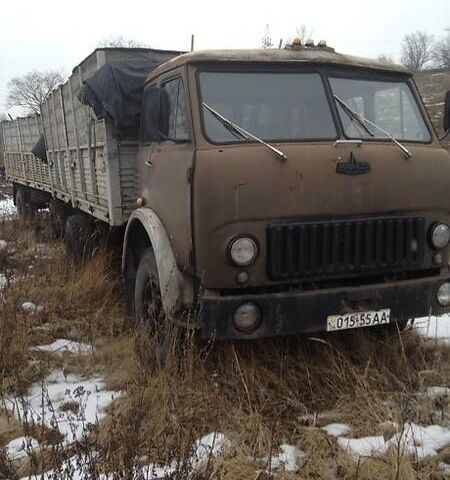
(1, 193, 450, 480)
(414, 68, 450, 150)
(1, 72, 450, 480)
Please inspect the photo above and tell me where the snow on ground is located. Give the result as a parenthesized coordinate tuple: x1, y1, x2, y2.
(338, 435, 388, 460)
(0, 239, 7, 249)
(0, 273, 7, 290)
(0, 197, 16, 218)
(265, 444, 306, 472)
(31, 338, 92, 355)
(414, 314, 450, 343)
(21, 301, 43, 314)
(19, 455, 91, 480)
(322, 423, 352, 437)
(338, 422, 450, 461)
(18, 433, 229, 480)
(190, 432, 229, 468)
(6, 436, 39, 460)
(425, 386, 450, 398)
(5, 370, 116, 446)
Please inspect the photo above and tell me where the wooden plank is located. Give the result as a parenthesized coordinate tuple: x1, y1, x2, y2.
(16, 120, 28, 182)
(103, 121, 122, 225)
(69, 71, 87, 201)
(78, 65, 99, 202)
(59, 86, 76, 205)
(43, 102, 55, 193)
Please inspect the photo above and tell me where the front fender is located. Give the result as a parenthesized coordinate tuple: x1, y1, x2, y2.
(122, 208, 185, 315)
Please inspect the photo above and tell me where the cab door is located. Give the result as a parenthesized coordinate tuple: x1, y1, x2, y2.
(141, 71, 195, 273)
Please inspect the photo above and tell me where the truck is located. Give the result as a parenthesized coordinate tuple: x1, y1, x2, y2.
(2, 43, 450, 352)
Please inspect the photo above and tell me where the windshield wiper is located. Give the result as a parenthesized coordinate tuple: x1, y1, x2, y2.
(202, 103, 288, 163)
(334, 96, 375, 138)
(334, 95, 412, 159)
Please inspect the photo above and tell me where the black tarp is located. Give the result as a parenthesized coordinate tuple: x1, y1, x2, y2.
(78, 57, 176, 134)
(32, 134, 47, 162)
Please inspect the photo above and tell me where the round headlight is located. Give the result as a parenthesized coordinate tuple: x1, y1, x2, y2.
(437, 283, 450, 307)
(431, 223, 450, 249)
(229, 237, 258, 266)
(233, 302, 261, 332)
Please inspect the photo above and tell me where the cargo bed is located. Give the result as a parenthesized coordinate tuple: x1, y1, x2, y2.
(2, 48, 180, 226)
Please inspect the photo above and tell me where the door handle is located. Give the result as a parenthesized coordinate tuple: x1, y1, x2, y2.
(145, 159, 153, 167)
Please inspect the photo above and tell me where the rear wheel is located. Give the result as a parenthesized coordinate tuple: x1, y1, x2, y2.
(134, 248, 173, 365)
(64, 214, 95, 264)
(15, 187, 36, 222)
(49, 198, 70, 239)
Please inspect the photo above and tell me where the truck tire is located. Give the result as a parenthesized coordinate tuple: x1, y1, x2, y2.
(134, 247, 173, 365)
(49, 199, 70, 239)
(15, 187, 36, 222)
(64, 214, 95, 264)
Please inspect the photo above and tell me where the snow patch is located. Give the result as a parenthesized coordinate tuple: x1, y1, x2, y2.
(19, 455, 88, 480)
(425, 386, 450, 398)
(5, 370, 116, 446)
(322, 423, 352, 437)
(0, 273, 7, 290)
(338, 435, 388, 460)
(414, 315, 450, 343)
(0, 197, 16, 218)
(21, 301, 43, 314)
(18, 432, 229, 479)
(6, 436, 39, 460)
(191, 432, 229, 468)
(338, 422, 450, 461)
(31, 339, 91, 355)
(0, 239, 7, 249)
(266, 444, 306, 472)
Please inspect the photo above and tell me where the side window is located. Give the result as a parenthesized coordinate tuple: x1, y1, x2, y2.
(140, 85, 157, 144)
(162, 77, 189, 141)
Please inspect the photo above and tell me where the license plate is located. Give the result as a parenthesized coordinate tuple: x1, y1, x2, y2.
(327, 308, 390, 332)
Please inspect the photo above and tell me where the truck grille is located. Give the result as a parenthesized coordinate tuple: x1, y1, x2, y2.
(267, 216, 426, 280)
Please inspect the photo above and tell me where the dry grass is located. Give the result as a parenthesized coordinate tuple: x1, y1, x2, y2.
(1, 212, 450, 479)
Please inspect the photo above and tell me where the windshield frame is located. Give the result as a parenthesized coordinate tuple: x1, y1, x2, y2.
(325, 68, 433, 145)
(195, 65, 341, 145)
(195, 64, 434, 147)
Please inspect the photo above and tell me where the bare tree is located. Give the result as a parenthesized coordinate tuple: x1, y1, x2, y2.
(433, 29, 450, 68)
(377, 54, 395, 64)
(98, 35, 146, 48)
(296, 25, 314, 43)
(261, 24, 273, 49)
(7, 70, 64, 115)
(400, 31, 434, 70)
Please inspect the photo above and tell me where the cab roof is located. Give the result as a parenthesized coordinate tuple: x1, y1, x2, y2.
(147, 47, 410, 81)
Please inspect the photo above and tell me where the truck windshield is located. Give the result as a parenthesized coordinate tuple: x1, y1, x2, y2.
(329, 77, 431, 142)
(199, 72, 337, 143)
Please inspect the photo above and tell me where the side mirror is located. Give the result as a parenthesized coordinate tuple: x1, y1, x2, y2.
(444, 90, 450, 133)
(140, 87, 169, 142)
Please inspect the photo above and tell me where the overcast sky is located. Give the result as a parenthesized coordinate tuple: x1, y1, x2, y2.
(1, 0, 448, 116)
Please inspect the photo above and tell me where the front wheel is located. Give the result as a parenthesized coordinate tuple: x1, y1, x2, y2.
(134, 248, 174, 365)
(64, 214, 95, 265)
(15, 187, 36, 222)
(49, 198, 70, 239)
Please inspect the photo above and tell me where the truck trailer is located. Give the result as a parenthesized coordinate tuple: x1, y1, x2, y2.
(3, 43, 450, 350)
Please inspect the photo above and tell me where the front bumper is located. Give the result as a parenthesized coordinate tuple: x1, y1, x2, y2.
(199, 275, 450, 339)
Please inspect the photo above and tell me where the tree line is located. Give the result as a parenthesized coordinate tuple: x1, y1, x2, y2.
(2, 29, 449, 119)
(262, 26, 450, 71)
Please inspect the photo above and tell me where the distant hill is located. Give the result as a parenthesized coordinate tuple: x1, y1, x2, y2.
(414, 68, 449, 150)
